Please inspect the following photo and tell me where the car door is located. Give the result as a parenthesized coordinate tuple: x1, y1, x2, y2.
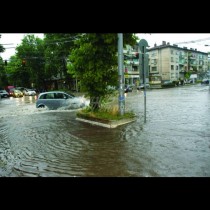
(62, 93, 78, 109)
(54, 92, 68, 108)
(44, 93, 57, 109)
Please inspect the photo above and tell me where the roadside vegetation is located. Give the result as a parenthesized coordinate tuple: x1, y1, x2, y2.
(0, 33, 138, 116)
(77, 107, 135, 121)
(76, 90, 135, 121)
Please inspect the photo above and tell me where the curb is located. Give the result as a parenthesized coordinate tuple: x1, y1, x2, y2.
(76, 117, 136, 128)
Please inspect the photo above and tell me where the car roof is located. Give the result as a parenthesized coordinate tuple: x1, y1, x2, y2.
(39, 91, 75, 96)
(40, 91, 66, 94)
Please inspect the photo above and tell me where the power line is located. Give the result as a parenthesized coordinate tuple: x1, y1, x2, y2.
(0, 34, 83, 48)
(174, 37, 210, 45)
(0, 43, 14, 45)
(4, 47, 16, 49)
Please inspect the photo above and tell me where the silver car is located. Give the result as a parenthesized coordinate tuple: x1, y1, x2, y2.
(36, 91, 88, 110)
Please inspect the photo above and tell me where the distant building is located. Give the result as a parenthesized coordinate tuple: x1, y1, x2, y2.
(147, 41, 208, 84)
(123, 45, 140, 86)
(123, 41, 209, 87)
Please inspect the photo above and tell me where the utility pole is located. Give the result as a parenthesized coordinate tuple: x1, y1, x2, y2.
(118, 33, 125, 115)
(139, 39, 149, 123)
(208, 70, 210, 90)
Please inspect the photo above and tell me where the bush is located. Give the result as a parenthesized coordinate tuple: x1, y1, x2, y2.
(77, 106, 135, 121)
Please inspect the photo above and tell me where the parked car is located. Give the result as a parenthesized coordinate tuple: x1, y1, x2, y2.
(4, 86, 15, 96)
(124, 85, 133, 93)
(0, 90, 9, 98)
(15, 87, 25, 94)
(161, 81, 175, 88)
(23, 88, 36, 96)
(11, 89, 24, 97)
(201, 79, 209, 85)
(16, 87, 36, 96)
(36, 91, 89, 110)
(137, 84, 150, 90)
(185, 79, 193, 84)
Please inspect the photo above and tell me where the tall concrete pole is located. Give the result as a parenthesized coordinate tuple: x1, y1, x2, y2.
(139, 39, 149, 123)
(118, 33, 125, 115)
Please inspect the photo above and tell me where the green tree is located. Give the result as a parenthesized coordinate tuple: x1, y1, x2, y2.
(0, 34, 6, 87)
(15, 34, 46, 88)
(4, 55, 25, 86)
(0, 34, 5, 53)
(68, 33, 138, 111)
(43, 33, 79, 89)
(0, 57, 8, 88)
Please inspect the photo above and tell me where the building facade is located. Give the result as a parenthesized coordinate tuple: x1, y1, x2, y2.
(123, 41, 209, 87)
(123, 45, 140, 86)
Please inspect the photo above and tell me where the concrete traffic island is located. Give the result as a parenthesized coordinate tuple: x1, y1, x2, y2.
(76, 114, 136, 128)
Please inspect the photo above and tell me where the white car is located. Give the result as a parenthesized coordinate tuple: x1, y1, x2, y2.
(0, 90, 9, 98)
(23, 88, 36, 96)
(137, 84, 150, 90)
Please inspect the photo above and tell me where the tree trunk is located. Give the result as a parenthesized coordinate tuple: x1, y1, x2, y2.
(90, 96, 101, 111)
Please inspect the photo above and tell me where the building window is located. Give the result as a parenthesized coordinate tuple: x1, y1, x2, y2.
(171, 65, 174, 70)
(151, 67, 157, 71)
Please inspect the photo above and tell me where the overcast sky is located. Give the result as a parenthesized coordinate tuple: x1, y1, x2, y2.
(1, 33, 210, 60)
(137, 33, 210, 52)
(0, 33, 44, 60)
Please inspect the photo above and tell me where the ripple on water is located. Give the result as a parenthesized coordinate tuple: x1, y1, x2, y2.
(1, 85, 210, 177)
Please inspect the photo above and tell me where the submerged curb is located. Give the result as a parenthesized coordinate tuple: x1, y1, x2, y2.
(76, 117, 136, 128)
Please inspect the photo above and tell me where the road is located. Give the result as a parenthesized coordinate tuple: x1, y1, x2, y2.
(0, 84, 210, 177)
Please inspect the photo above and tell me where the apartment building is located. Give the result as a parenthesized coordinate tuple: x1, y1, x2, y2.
(123, 42, 208, 87)
(123, 45, 140, 86)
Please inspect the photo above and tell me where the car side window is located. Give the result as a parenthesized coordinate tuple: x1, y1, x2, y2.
(55, 93, 64, 99)
(39, 94, 45, 99)
(46, 93, 54, 99)
(63, 94, 70, 99)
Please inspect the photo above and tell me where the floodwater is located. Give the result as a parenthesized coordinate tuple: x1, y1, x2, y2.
(0, 84, 210, 177)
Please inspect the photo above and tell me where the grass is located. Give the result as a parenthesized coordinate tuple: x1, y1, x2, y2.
(70, 91, 135, 121)
(77, 106, 135, 121)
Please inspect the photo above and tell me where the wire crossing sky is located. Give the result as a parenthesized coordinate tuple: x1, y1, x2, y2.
(1, 33, 210, 60)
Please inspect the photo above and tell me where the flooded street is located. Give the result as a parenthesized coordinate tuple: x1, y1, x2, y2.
(0, 84, 210, 177)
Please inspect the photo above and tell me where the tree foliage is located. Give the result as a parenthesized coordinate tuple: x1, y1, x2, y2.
(1, 33, 139, 105)
(15, 34, 46, 88)
(68, 33, 138, 110)
(0, 35, 6, 87)
(4, 55, 23, 86)
(0, 34, 5, 53)
(0, 57, 7, 88)
(43, 33, 79, 82)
